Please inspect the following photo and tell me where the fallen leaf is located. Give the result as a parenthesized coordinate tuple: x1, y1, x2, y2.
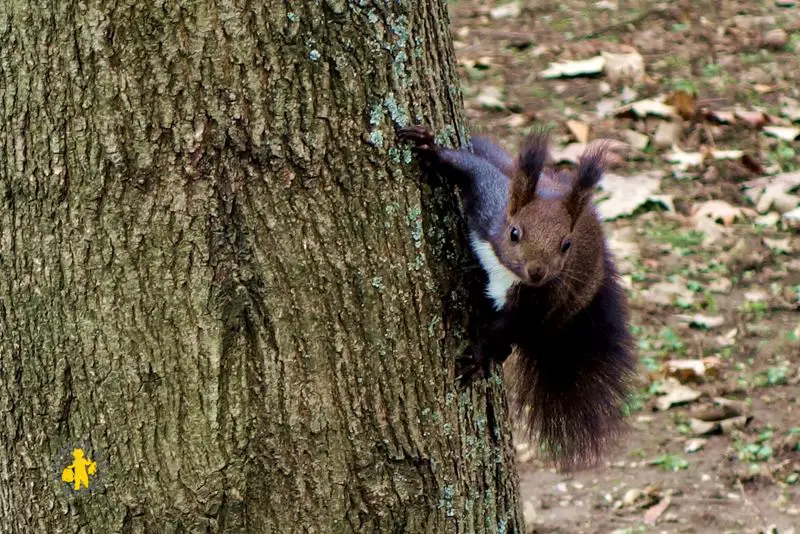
(475, 86, 505, 110)
(689, 415, 751, 436)
(615, 97, 678, 119)
(664, 357, 722, 382)
(782, 206, 800, 229)
(643, 496, 671, 526)
(665, 90, 696, 119)
(551, 142, 586, 164)
(780, 96, 800, 122)
(691, 200, 752, 226)
(685, 438, 707, 453)
(711, 149, 744, 160)
(754, 212, 781, 227)
(753, 83, 776, 94)
(716, 327, 738, 346)
(692, 216, 732, 245)
(541, 56, 605, 78)
(653, 121, 683, 148)
(745, 289, 769, 302)
(595, 171, 664, 220)
(642, 280, 695, 306)
(705, 109, 736, 123)
(490, 1, 522, 19)
(735, 109, 769, 128)
(762, 125, 800, 141)
(503, 114, 530, 128)
(709, 278, 733, 294)
(664, 148, 704, 170)
(763, 28, 789, 49)
(742, 171, 800, 213)
(763, 237, 792, 253)
(655, 379, 702, 411)
(711, 397, 748, 417)
(622, 129, 649, 150)
(566, 120, 591, 143)
(674, 314, 725, 330)
(602, 49, 645, 84)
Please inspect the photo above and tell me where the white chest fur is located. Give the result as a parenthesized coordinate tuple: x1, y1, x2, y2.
(469, 232, 521, 310)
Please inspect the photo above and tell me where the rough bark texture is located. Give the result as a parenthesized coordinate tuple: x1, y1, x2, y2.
(0, 1, 522, 532)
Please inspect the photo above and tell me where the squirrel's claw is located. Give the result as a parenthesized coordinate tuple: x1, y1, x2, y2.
(397, 126, 437, 153)
(455, 348, 493, 385)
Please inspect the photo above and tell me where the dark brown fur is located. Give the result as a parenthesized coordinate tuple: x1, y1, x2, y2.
(398, 126, 637, 470)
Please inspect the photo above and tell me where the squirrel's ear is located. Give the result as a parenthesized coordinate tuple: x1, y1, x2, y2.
(508, 133, 549, 215)
(565, 139, 619, 222)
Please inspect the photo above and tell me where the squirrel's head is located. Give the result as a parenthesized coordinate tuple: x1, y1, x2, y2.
(500, 134, 611, 287)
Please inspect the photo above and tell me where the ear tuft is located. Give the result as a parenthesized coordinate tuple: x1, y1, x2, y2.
(508, 132, 550, 215)
(576, 138, 625, 189)
(566, 139, 618, 222)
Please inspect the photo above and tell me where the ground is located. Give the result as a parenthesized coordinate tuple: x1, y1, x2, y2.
(446, 1, 800, 532)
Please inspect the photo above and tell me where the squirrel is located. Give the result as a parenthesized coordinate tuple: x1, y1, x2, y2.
(397, 125, 636, 470)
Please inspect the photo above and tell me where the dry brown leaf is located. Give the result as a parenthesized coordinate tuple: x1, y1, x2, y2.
(595, 171, 664, 220)
(550, 143, 586, 164)
(643, 496, 671, 526)
(735, 109, 769, 128)
(614, 97, 678, 119)
(566, 120, 591, 144)
(691, 200, 753, 226)
(705, 109, 736, 124)
(690, 415, 751, 436)
(664, 357, 722, 382)
(655, 378, 702, 411)
(665, 90, 696, 119)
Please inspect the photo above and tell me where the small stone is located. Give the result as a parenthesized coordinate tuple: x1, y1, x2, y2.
(701, 473, 711, 481)
(556, 482, 568, 493)
(764, 28, 789, 49)
(572, 482, 584, 490)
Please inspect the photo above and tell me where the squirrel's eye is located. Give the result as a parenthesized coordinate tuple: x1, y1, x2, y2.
(509, 227, 521, 243)
(561, 238, 572, 253)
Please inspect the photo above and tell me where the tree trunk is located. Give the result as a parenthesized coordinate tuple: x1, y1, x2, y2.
(0, 1, 522, 532)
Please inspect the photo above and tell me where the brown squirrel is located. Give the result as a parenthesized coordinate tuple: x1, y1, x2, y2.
(398, 126, 636, 470)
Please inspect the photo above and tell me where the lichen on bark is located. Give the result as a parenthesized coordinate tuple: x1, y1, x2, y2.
(0, 1, 521, 532)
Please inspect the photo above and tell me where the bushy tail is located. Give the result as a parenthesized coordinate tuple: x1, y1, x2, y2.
(506, 271, 637, 470)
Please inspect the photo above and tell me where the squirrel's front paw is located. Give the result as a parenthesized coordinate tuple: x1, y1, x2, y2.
(455, 348, 493, 385)
(397, 126, 437, 153)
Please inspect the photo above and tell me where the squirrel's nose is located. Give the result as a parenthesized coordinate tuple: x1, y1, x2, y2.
(525, 264, 547, 285)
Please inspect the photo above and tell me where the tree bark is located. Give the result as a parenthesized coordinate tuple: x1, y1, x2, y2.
(0, 1, 522, 532)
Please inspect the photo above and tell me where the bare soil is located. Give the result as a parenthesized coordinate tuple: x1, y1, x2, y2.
(447, 1, 800, 532)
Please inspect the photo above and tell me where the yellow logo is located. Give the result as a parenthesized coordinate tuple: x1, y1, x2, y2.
(61, 448, 97, 491)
